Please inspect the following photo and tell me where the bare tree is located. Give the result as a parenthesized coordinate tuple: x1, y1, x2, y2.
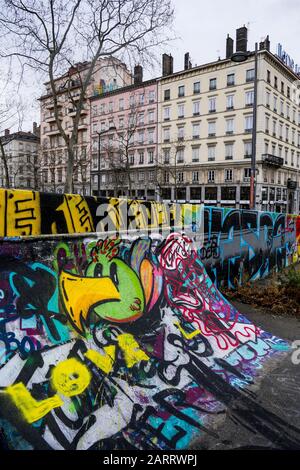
(155, 144, 188, 202)
(0, 89, 25, 188)
(0, 0, 174, 193)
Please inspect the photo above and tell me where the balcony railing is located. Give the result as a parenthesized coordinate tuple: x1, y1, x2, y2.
(261, 154, 284, 167)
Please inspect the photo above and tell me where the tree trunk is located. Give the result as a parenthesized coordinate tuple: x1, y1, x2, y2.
(0, 140, 10, 188)
(64, 141, 75, 193)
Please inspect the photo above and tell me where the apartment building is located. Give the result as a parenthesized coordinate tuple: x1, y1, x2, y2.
(89, 66, 158, 198)
(0, 123, 40, 189)
(158, 28, 300, 213)
(39, 57, 132, 194)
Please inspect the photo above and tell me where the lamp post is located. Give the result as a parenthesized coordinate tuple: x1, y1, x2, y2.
(231, 43, 258, 210)
(96, 126, 116, 197)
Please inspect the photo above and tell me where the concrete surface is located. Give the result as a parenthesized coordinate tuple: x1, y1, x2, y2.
(191, 301, 300, 450)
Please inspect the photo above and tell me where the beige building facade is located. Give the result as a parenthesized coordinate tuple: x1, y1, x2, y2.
(158, 41, 300, 213)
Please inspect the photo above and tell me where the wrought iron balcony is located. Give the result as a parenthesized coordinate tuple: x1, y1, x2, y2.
(261, 154, 284, 167)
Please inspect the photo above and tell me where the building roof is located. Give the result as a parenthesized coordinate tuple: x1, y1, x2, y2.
(0, 131, 40, 144)
(89, 78, 157, 101)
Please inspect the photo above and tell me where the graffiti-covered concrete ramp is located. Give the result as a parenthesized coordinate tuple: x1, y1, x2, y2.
(0, 231, 299, 450)
(0, 189, 299, 450)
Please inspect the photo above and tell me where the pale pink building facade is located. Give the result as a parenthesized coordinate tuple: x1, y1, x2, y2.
(89, 71, 159, 199)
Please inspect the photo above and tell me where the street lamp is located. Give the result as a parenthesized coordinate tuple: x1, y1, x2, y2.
(96, 126, 116, 197)
(231, 43, 258, 210)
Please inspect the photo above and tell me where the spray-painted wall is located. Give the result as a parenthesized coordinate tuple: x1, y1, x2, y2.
(0, 189, 299, 449)
(0, 232, 299, 450)
(0, 188, 299, 288)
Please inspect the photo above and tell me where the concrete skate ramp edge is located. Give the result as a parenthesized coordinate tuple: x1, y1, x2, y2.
(0, 189, 299, 450)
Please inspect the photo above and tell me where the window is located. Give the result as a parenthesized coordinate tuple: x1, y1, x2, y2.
(164, 106, 171, 120)
(209, 78, 217, 90)
(245, 115, 253, 132)
(192, 171, 199, 182)
(164, 89, 170, 101)
(177, 148, 184, 163)
(139, 172, 145, 181)
(149, 90, 155, 103)
(226, 118, 234, 134)
(119, 98, 124, 111)
(226, 94, 234, 110)
(139, 94, 144, 105)
(221, 186, 236, 200)
(178, 126, 185, 141)
(246, 90, 254, 106)
(148, 129, 154, 144)
(244, 141, 252, 158)
(274, 76, 278, 89)
(164, 148, 170, 164)
(130, 95, 135, 107)
(287, 86, 290, 99)
(225, 169, 233, 181)
(265, 115, 270, 133)
(178, 104, 185, 118)
(148, 110, 154, 123)
(273, 120, 277, 135)
(177, 172, 184, 183)
(149, 170, 154, 181)
(279, 122, 283, 139)
(129, 153, 135, 165)
(208, 170, 215, 182)
(138, 131, 144, 144)
(109, 101, 113, 112)
(208, 145, 216, 161)
(209, 97, 216, 113)
(266, 92, 270, 107)
(192, 146, 200, 162)
(208, 121, 216, 136)
(138, 113, 144, 125)
(163, 128, 170, 142)
(227, 73, 235, 86)
(139, 151, 144, 164)
(164, 172, 170, 183)
(192, 123, 200, 139)
(178, 85, 185, 97)
(267, 70, 271, 83)
(244, 168, 251, 181)
(119, 117, 124, 128)
(205, 187, 217, 200)
(246, 69, 255, 82)
(287, 104, 290, 119)
(194, 82, 200, 94)
(92, 105, 97, 116)
(274, 95, 278, 111)
(225, 143, 233, 160)
(193, 101, 200, 116)
(148, 150, 154, 164)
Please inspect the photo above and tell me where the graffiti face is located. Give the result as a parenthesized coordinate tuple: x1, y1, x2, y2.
(59, 238, 152, 332)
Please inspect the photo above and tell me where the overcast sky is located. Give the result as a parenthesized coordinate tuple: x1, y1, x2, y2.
(8, 0, 300, 132)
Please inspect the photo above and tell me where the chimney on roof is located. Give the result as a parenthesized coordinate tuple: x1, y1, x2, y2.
(184, 52, 192, 70)
(162, 53, 173, 76)
(226, 34, 234, 59)
(4, 129, 9, 137)
(259, 35, 270, 51)
(236, 25, 248, 52)
(134, 65, 143, 85)
(33, 122, 37, 135)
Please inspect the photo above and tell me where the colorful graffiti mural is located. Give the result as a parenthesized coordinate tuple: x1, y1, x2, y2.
(0, 189, 299, 289)
(0, 232, 299, 450)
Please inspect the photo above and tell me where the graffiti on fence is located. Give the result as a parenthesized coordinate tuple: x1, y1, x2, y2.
(0, 233, 298, 450)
